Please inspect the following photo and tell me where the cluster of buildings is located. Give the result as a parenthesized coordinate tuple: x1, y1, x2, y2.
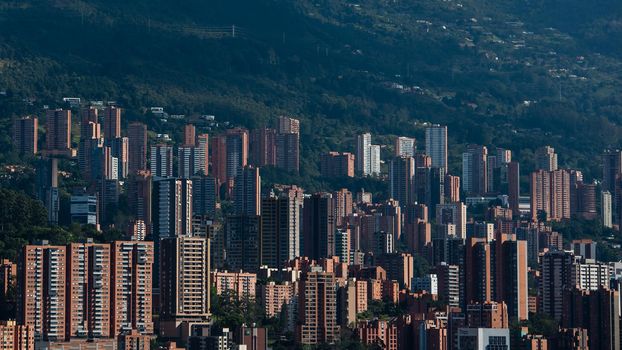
(4, 106, 622, 349)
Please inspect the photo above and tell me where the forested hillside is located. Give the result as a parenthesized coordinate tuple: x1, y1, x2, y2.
(1, 0, 622, 182)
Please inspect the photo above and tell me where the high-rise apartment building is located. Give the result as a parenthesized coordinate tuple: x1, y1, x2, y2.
(178, 146, 203, 178)
(110, 136, 129, 179)
(602, 150, 622, 194)
(250, 128, 277, 167)
(152, 178, 193, 238)
(431, 263, 461, 308)
(103, 106, 122, 142)
(17, 241, 155, 341)
(389, 156, 415, 207)
(277, 116, 300, 134)
(375, 253, 414, 290)
(570, 259, 611, 291)
(111, 241, 154, 335)
(425, 125, 448, 169)
(602, 191, 613, 228)
(394, 137, 416, 157)
(150, 144, 173, 178)
(13, 116, 38, 155)
(258, 281, 296, 319)
(457, 328, 510, 350)
(234, 166, 261, 216)
(415, 166, 445, 218)
(436, 202, 467, 238)
(17, 244, 67, 341)
(78, 108, 101, 181)
(70, 194, 98, 226)
(260, 195, 302, 268)
(497, 238, 528, 321)
(183, 124, 196, 146)
(67, 243, 112, 338)
(210, 135, 227, 186)
(357, 320, 398, 350)
(539, 250, 576, 321)
(297, 269, 339, 345)
(332, 188, 353, 227)
(128, 123, 148, 174)
(160, 236, 210, 338)
(530, 169, 571, 221)
(212, 270, 257, 300)
(303, 193, 336, 260)
(356, 133, 371, 176)
(127, 171, 152, 231)
(562, 288, 620, 350)
(508, 161, 520, 215)
(466, 301, 509, 329)
(320, 152, 355, 178)
(45, 109, 72, 156)
(462, 145, 488, 196)
(196, 133, 209, 174)
(0, 320, 34, 350)
(356, 133, 380, 176)
(535, 145, 558, 171)
(225, 128, 249, 181)
(225, 215, 261, 272)
(275, 132, 300, 173)
(192, 174, 217, 219)
(369, 145, 381, 176)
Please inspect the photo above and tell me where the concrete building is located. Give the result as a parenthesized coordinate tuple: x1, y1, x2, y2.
(160, 236, 211, 338)
(212, 271, 257, 300)
(128, 123, 148, 174)
(277, 116, 300, 135)
(602, 191, 613, 228)
(152, 178, 193, 238)
(70, 194, 98, 226)
(357, 319, 398, 350)
(296, 269, 339, 345)
(535, 146, 558, 171)
(66, 242, 112, 338)
(17, 244, 67, 341)
(13, 116, 38, 155)
(249, 128, 276, 168)
(462, 145, 488, 196)
(436, 202, 467, 238)
(225, 215, 261, 272)
(412, 274, 438, 295)
(192, 175, 217, 219)
(103, 106, 121, 142)
(389, 156, 415, 207)
(225, 128, 249, 181)
(127, 171, 152, 231)
(234, 166, 261, 217)
(320, 152, 355, 178)
(0, 320, 34, 350)
(394, 136, 416, 157)
(303, 193, 336, 260)
(275, 132, 300, 173)
(539, 250, 576, 321)
(530, 169, 571, 221)
(45, 109, 72, 156)
(111, 241, 154, 335)
(425, 125, 448, 169)
(456, 328, 510, 350)
(150, 144, 173, 178)
(562, 288, 620, 350)
(260, 194, 302, 268)
(466, 302, 509, 329)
